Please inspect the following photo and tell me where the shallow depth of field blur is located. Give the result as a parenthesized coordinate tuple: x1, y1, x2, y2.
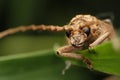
(0, 0, 120, 55)
(0, 0, 120, 80)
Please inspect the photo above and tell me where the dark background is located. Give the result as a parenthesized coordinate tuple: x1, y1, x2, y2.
(0, 0, 120, 32)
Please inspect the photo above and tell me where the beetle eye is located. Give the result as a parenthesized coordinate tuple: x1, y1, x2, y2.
(65, 31, 71, 37)
(83, 27, 90, 36)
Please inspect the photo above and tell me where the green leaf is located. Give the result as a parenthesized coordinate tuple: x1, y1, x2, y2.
(69, 39, 120, 76)
(0, 35, 120, 80)
(0, 50, 103, 80)
(0, 35, 104, 80)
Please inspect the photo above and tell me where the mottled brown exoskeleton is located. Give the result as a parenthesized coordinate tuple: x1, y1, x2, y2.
(0, 14, 117, 69)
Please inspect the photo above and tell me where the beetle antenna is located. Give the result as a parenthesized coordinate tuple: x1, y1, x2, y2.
(0, 24, 69, 39)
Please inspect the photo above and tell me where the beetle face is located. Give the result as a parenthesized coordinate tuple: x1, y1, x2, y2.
(70, 33, 86, 48)
(66, 28, 90, 48)
(65, 15, 93, 48)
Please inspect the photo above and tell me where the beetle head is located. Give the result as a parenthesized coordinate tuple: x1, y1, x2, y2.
(65, 15, 96, 48)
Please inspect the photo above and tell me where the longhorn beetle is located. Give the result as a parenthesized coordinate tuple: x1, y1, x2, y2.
(0, 14, 117, 69)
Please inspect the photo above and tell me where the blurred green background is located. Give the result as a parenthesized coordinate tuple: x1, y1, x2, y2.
(0, 0, 120, 54)
(0, 0, 120, 80)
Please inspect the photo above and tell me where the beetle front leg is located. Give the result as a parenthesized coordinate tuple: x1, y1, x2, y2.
(56, 45, 93, 69)
(89, 32, 110, 48)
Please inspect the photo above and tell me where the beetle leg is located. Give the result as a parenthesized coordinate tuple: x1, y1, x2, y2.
(89, 32, 110, 48)
(56, 45, 93, 69)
